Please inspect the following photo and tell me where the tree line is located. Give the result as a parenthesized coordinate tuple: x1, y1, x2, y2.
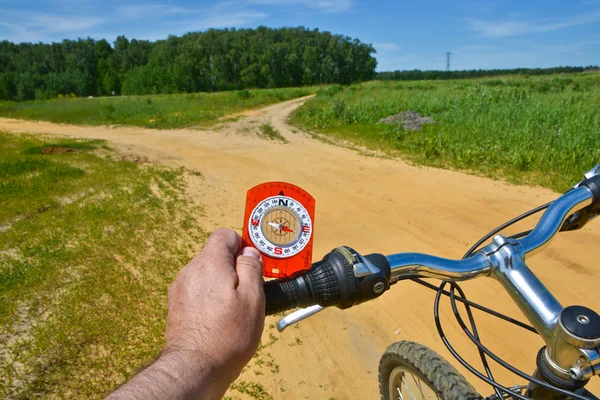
(0, 27, 377, 101)
(376, 66, 598, 81)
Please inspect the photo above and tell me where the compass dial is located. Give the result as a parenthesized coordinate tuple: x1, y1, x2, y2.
(248, 195, 312, 259)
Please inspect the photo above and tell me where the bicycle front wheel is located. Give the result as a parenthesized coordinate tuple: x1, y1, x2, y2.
(379, 341, 482, 400)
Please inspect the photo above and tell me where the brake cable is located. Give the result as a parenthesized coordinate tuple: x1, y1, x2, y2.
(406, 199, 593, 399)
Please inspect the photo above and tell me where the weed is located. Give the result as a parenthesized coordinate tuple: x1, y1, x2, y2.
(230, 380, 273, 400)
(317, 85, 344, 97)
(267, 359, 280, 374)
(258, 123, 288, 143)
(237, 89, 253, 99)
(268, 332, 278, 343)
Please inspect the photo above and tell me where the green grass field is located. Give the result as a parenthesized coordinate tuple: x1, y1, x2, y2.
(0, 132, 206, 398)
(0, 87, 315, 129)
(292, 73, 600, 192)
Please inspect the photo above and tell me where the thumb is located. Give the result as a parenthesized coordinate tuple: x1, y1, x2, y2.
(236, 247, 265, 301)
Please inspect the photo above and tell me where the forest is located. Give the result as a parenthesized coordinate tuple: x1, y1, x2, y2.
(375, 66, 597, 81)
(0, 27, 377, 101)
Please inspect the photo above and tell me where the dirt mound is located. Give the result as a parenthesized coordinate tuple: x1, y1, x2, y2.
(379, 111, 435, 131)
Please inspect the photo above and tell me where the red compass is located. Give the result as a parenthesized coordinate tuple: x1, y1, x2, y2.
(242, 182, 316, 278)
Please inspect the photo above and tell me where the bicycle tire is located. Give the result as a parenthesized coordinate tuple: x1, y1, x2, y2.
(379, 341, 483, 400)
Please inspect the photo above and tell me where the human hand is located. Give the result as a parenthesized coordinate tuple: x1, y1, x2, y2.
(107, 229, 265, 400)
(165, 228, 265, 387)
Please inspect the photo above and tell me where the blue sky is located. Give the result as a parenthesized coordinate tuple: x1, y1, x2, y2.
(0, 0, 599, 71)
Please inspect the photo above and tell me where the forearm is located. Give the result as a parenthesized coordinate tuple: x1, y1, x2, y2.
(106, 350, 231, 400)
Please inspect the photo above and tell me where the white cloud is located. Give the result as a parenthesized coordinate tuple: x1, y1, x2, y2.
(470, 11, 600, 37)
(249, 0, 351, 12)
(0, 11, 106, 42)
(0, 21, 46, 43)
(374, 42, 399, 52)
(0, 3, 270, 43)
(29, 13, 106, 32)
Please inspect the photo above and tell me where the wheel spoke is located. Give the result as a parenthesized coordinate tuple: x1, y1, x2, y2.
(411, 374, 426, 399)
(396, 385, 404, 400)
(401, 376, 418, 400)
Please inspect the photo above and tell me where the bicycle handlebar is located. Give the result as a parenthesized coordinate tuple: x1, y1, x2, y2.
(262, 172, 600, 384)
(387, 185, 594, 281)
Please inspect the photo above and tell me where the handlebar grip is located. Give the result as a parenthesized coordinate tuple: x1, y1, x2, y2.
(264, 278, 302, 315)
(264, 247, 391, 316)
(263, 256, 345, 315)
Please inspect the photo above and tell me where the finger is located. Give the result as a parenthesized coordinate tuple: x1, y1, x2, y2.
(194, 229, 241, 283)
(236, 247, 266, 306)
(203, 228, 242, 260)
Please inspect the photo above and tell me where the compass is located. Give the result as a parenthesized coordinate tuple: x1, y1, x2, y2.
(242, 182, 315, 278)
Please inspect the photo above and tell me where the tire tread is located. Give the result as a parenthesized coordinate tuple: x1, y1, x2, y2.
(378, 341, 482, 400)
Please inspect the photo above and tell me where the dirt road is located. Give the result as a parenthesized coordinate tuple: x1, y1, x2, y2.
(1, 97, 599, 399)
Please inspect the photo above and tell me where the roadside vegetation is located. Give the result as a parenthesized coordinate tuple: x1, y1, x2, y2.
(376, 66, 596, 81)
(0, 132, 207, 398)
(0, 87, 314, 129)
(258, 123, 288, 143)
(292, 73, 600, 192)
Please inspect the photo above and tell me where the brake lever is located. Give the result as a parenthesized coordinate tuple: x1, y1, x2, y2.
(276, 305, 324, 331)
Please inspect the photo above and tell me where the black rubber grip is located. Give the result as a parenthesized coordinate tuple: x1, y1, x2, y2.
(263, 248, 357, 315)
(305, 259, 341, 307)
(264, 278, 301, 315)
(263, 248, 391, 316)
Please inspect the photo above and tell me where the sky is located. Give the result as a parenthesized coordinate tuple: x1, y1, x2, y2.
(0, 0, 599, 71)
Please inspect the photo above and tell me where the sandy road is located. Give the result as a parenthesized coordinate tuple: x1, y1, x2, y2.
(1, 97, 600, 399)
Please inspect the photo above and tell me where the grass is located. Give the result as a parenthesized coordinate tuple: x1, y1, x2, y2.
(291, 74, 600, 192)
(0, 132, 279, 399)
(0, 87, 317, 129)
(0, 132, 206, 398)
(258, 123, 288, 143)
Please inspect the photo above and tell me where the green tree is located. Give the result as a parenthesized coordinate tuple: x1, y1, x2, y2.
(0, 27, 379, 100)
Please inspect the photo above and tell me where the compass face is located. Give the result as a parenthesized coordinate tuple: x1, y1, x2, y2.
(248, 195, 312, 259)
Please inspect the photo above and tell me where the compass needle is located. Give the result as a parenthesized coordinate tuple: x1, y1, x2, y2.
(267, 222, 282, 230)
